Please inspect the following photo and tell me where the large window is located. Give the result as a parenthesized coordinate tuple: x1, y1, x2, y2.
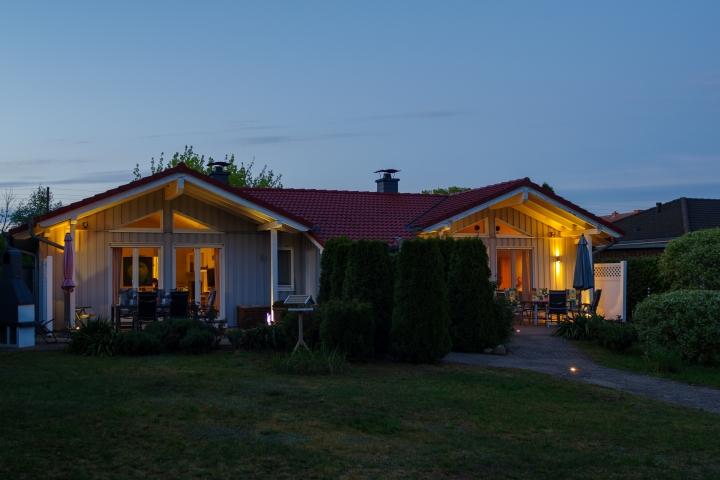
(278, 248, 293, 290)
(175, 247, 221, 311)
(496, 249, 532, 298)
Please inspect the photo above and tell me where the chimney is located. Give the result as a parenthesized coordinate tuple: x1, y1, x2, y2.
(208, 161, 230, 185)
(374, 169, 400, 193)
(656, 202, 662, 213)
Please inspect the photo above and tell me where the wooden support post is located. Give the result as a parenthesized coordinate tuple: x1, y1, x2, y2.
(292, 312, 310, 353)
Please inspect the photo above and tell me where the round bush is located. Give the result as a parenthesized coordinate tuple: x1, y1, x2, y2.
(659, 228, 720, 291)
(226, 329, 247, 350)
(180, 328, 216, 354)
(634, 290, 720, 365)
(319, 299, 375, 361)
(115, 330, 161, 356)
(144, 317, 203, 352)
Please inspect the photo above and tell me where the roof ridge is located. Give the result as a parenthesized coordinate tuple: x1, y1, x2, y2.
(238, 186, 446, 196)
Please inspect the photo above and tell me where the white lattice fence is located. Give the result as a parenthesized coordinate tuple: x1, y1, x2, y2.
(594, 261, 627, 321)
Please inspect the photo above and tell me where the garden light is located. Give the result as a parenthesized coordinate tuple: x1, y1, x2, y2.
(570, 367, 577, 372)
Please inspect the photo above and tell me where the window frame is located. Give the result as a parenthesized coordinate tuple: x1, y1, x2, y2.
(277, 247, 294, 291)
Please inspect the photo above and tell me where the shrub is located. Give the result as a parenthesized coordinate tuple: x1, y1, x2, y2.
(634, 290, 720, 365)
(226, 329, 247, 350)
(144, 317, 200, 352)
(180, 328, 216, 354)
(318, 236, 353, 303)
(67, 317, 116, 357)
(596, 321, 637, 353)
(643, 345, 684, 373)
(319, 300, 375, 361)
(552, 314, 606, 341)
(245, 324, 285, 350)
(115, 330, 161, 356)
(493, 296, 516, 345)
(447, 237, 499, 351)
(390, 239, 452, 363)
(282, 310, 321, 351)
(597, 256, 670, 320)
(658, 228, 720, 291)
(342, 239, 394, 353)
(271, 347, 348, 375)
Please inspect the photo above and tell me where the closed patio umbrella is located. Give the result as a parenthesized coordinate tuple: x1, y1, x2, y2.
(573, 235, 594, 306)
(61, 233, 75, 327)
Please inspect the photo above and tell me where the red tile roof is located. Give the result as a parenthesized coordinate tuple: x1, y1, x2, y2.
(9, 163, 622, 245)
(600, 210, 642, 223)
(240, 188, 444, 247)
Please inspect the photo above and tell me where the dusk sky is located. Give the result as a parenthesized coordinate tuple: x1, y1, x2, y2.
(1, 1, 719, 215)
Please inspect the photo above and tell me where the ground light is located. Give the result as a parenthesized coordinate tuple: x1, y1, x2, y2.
(570, 367, 577, 373)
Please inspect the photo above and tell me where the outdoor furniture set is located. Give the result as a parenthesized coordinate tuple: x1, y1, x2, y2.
(504, 288, 602, 326)
(112, 288, 218, 331)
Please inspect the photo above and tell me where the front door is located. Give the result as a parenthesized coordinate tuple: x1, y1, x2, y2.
(496, 249, 532, 299)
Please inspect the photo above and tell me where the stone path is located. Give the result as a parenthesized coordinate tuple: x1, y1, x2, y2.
(444, 325, 720, 414)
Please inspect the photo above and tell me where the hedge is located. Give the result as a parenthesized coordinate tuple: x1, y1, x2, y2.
(447, 237, 498, 351)
(634, 290, 720, 365)
(342, 239, 394, 353)
(659, 228, 720, 291)
(596, 256, 670, 320)
(319, 299, 375, 361)
(318, 236, 353, 303)
(390, 238, 452, 363)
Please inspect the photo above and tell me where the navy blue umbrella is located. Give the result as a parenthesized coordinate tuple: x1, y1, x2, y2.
(573, 234, 594, 292)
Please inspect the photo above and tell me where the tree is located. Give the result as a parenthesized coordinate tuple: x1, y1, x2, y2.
(342, 239, 395, 353)
(0, 189, 16, 232)
(659, 228, 720, 291)
(317, 236, 353, 303)
(10, 186, 62, 227)
(133, 145, 283, 188)
(447, 237, 498, 351)
(541, 182, 554, 193)
(421, 186, 471, 195)
(390, 238, 452, 363)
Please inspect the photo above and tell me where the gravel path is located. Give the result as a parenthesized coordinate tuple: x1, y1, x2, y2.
(444, 325, 720, 414)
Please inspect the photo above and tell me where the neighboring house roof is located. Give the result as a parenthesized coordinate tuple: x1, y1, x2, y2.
(9, 163, 621, 247)
(600, 210, 642, 223)
(240, 188, 444, 247)
(608, 198, 720, 249)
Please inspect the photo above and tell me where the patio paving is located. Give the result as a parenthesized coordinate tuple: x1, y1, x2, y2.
(444, 325, 720, 414)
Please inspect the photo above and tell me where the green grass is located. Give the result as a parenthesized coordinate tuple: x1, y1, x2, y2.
(1, 350, 719, 479)
(572, 341, 720, 389)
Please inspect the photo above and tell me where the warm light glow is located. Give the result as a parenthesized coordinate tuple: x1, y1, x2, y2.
(516, 329, 520, 333)
(570, 367, 577, 372)
(266, 312, 272, 325)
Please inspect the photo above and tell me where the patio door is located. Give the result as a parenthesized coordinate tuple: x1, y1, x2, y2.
(111, 246, 161, 304)
(174, 247, 222, 315)
(496, 249, 532, 300)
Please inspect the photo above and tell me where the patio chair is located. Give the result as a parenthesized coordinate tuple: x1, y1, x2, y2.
(197, 289, 217, 322)
(117, 288, 137, 331)
(169, 290, 190, 318)
(504, 288, 524, 323)
(133, 292, 158, 330)
(546, 290, 568, 327)
(580, 289, 602, 316)
(35, 318, 59, 344)
(567, 288, 578, 314)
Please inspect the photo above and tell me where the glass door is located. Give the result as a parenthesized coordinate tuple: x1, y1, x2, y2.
(496, 249, 532, 299)
(174, 247, 221, 312)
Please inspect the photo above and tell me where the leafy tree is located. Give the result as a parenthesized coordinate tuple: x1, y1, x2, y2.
(541, 182, 555, 193)
(342, 239, 395, 353)
(133, 145, 283, 188)
(447, 237, 499, 351)
(421, 186, 471, 195)
(10, 185, 62, 226)
(659, 228, 720, 291)
(390, 238, 452, 363)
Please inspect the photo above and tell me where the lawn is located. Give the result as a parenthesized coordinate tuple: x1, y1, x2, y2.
(1, 350, 719, 479)
(571, 341, 720, 390)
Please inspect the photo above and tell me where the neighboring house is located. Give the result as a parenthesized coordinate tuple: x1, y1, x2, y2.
(596, 198, 720, 260)
(5, 164, 623, 328)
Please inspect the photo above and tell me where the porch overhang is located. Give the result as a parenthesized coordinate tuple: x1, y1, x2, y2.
(421, 186, 623, 241)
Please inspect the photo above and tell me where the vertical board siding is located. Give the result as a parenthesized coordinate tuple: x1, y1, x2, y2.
(451, 207, 574, 290)
(52, 191, 305, 328)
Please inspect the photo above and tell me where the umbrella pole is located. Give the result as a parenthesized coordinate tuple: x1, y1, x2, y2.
(64, 292, 71, 329)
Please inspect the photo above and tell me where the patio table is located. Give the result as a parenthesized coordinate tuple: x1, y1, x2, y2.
(521, 299, 548, 326)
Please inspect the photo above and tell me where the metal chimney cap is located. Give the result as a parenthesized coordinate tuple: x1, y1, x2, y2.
(374, 169, 400, 177)
(208, 161, 230, 167)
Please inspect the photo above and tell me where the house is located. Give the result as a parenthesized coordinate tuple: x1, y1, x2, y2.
(5, 163, 623, 328)
(595, 198, 720, 260)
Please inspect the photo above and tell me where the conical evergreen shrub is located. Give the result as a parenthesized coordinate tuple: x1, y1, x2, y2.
(447, 237, 498, 351)
(342, 239, 395, 353)
(390, 238, 452, 363)
(318, 236, 352, 303)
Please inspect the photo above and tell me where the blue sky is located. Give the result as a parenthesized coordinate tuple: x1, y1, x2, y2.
(1, 1, 718, 215)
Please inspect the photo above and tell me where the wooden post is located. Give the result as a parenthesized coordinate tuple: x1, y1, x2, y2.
(292, 312, 310, 353)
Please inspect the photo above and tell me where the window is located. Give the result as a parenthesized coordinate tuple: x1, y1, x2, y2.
(278, 248, 293, 289)
(112, 211, 162, 232)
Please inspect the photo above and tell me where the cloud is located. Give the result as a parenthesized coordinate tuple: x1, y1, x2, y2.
(0, 158, 95, 168)
(137, 125, 287, 139)
(0, 170, 131, 189)
(353, 109, 470, 121)
(240, 132, 388, 145)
